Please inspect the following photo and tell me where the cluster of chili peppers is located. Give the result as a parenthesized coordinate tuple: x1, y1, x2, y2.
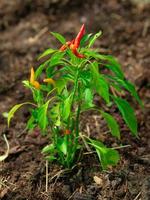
(29, 25, 85, 134)
(60, 24, 85, 58)
(30, 24, 85, 90)
(30, 67, 71, 136)
(30, 68, 55, 89)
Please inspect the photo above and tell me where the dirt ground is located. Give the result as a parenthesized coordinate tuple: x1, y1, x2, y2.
(0, 0, 150, 199)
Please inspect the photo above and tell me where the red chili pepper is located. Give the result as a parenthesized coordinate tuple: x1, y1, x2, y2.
(74, 24, 85, 48)
(59, 24, 85, 58)
(70, 45, 85, 58)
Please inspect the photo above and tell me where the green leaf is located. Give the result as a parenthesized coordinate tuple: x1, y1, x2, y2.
(88, 31, 102, 47)
(50, 52, 65, 66)
(23, 81, 43, 104)
(35, 59, 52, 79)
(46, 155, 56, 162)
(113, 97, 138, 136)
(37, 100, 51, 131)
(38, 48, 56, 60)
(79, 70, 92, 87)
(84, 49, 100, 58)
(80, 33, 92, 47)
(23, 81, 43, 103)
(84, 88, 94, 108)
(59, 65, 76, 75)
(106, 64, 124, 80)
(84, 51, 124, 79)
(91, 62, 109, 103)
(62, 87, 69, 98)
(97, 75, 109, 103)
(104, 55, 124, 79)
(57, 137, 67, 155)
(98, 147, 120, 170)
(2, 112, 8, 118)
(105, 76, 143, 107)
(22, 80, 32, 89)
(46, 66, 55, 78)
(7, 102, 33, 127)
(56, 78, 67, 94)
(26, 116, 35, 130)
(42, 143, 55, 154)
(123, 80, 143, 107)
(40, 84, 51, 92)
(105, 76, 122, 93)
(51, 32, 66, 44)
(88, 138, 120, 169)
(100, 111, 120, 139)
(61, 74, 74, 81)
(50, 103, 61, 126)
(33, 90, 43, 104)
(62, 94, 72, 121)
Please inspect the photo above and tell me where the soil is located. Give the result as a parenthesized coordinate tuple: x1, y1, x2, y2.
(0, 0, 150, 199)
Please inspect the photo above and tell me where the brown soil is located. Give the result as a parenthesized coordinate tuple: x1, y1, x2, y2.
(0, 0, 150, 199)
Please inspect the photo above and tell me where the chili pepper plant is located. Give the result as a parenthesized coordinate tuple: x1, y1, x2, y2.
(8, 24, 142, 169)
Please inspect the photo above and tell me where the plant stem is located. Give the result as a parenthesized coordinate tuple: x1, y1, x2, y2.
(75, 104, 80, 138)
(65, 66, 81, 167)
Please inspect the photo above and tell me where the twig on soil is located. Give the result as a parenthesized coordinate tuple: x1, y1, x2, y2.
(0, 177, 17, 191)
(86, 124, 91, 137)
(83, 151, 96, 155)
(45, 160, 48, 192)
(110, 86, 117, 97)
(112, 145, 131, 150)
(0, 178, 9, 189)
(49, 169, 66, 183)
(16, 128, 27, 138)
(142, 20, 149, 37)
(68, 189, 78, 200)
(0, 134, 9, 162)
(79, 132, 91, 152)
(110, 86, 124, 97)
(133, 191, 141, 200)
(49, 164, 79, 189)
(27, 27, 48, 44)
(93, 115, 101, 133)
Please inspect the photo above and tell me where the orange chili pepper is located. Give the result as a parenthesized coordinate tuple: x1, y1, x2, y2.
(30, 67, 40, 89)
(59, 24, 85, 58)
(64, 129, 71, 135)
(43, 78, 55, 86)
(70, 44, 85, 58)
(59, 40, 74, 51)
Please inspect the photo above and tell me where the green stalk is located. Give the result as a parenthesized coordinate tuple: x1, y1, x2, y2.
(73, 84, 81, 159)
(65, 59, 84, 167)
(75, 104, 80, 138)
(65, 66, 80, 167)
